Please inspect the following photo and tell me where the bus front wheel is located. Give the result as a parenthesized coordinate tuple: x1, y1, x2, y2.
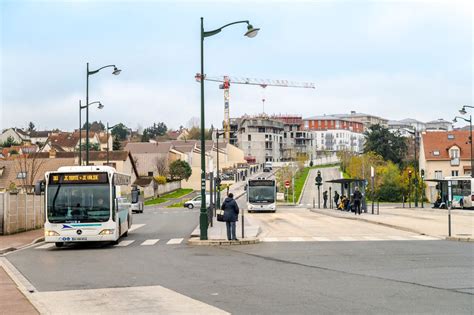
(55, 242, 64, 248)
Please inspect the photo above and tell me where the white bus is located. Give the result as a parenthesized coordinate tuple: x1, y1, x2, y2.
(36, 166, 137, 247)
(446, 176, 474, 209)
(247, 179, 277, 212)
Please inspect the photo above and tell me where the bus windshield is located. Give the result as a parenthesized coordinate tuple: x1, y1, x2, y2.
(47, 184, 110, 223)
(248, 187, 275, 203)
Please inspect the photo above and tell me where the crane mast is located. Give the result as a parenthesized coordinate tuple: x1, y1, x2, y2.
(195, 73, 315, 140)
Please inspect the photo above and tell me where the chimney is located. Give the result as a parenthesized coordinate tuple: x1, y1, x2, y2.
(49, 148, 56, 158)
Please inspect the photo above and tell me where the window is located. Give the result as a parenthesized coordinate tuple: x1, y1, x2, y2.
(450, 149, 459, 158)
(290, 132, 294, 138)
(447, 134, 455, 140)
(248, 135, 251, 141)
(17, 172, 27, 179)
(434, 170, 442, 179)
(148, 171, 153, 177)
(258, 127, 265, 133)
(433, 150, 440, 156)
(452, 170, 459, 176)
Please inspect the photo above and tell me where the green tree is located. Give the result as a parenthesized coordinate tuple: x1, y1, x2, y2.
(77, 143, 100, 152)
(111, 123, 129, 141)
(186, 126, 212, 140)
(28, 122, 35, 132)
(112, 136, 121, 150)
(168, 160, 192, 181)
(364, 124, 407, 165)
(82, 121, 105, 132)
(2, 136, 20, 147)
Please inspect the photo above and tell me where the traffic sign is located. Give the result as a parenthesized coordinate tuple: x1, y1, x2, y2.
(285, 180, 290, 189)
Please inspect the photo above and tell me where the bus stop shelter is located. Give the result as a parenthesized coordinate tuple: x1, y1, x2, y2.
(325, 178, 367, 211)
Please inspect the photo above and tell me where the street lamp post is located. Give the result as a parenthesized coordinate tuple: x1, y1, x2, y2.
(86, 63, 121, 165)
(79, 100, 103, 165)
(199, 17, 259, 240)
(106, 122, 119, 165)
(457, 105, 474, 178)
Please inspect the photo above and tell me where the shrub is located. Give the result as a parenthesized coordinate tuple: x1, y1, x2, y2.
(154, 175, 167, 185)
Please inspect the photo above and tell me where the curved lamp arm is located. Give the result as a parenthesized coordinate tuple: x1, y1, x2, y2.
(88, 64, 121, 75)
(203, 20, 250, 38)
(80, 101, 102, 109)
(453, 116, 471, 123)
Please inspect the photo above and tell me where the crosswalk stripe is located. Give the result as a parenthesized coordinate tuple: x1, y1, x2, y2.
(338, 236, 356, 241)
(385, 236, 410, 241)
(288, 237, 305, 242)
(166, 238, 183, 245)
(115, 240, 135, 247)
(262, 237, 279, 242)
(35, 243, 55, 249)
(362, 236, 385, 241)
(140, 239, 160, 246)
(312, 237, 330, 241)
(128, 224, 145, 232)
(410, 235, 438, 240)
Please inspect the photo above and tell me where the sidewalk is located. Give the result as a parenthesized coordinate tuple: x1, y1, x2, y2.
(0, 266, 39, 314)
(0, 229, 44, 254)
(310, 206, 474, 241)
(0, 229, 43, 315)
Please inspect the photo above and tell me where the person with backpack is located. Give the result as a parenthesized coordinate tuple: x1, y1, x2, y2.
(221, 193, 240, 241)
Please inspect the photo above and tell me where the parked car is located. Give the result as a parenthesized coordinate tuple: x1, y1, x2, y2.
(183, 194, 211, 209)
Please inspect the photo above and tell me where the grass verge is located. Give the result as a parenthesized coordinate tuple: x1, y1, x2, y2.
(144, 188, 194, 206)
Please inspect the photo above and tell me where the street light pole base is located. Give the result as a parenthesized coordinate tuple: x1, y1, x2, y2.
(199, 212, 208, 240)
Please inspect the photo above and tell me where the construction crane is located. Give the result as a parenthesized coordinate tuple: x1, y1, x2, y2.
(195, 74, 315, 140)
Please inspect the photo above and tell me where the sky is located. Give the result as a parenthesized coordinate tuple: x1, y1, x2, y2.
(0, 0, 472, 132)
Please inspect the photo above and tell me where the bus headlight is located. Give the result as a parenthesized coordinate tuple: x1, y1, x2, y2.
(45, 230, 59, 236)
(99, 229, 115, 235)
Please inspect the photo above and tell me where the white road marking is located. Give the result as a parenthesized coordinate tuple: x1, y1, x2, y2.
(338, 236, 356, 241)
(115, 240, 135, 247)
(35, 243, 55, 249)
(166, 238, 184, 245)
(312, 237, 331, 241)
(288, 237, 305, 242)
(362, 236, 385, 241)
(385, 236, 411, 241)
(128, 224, 145, 232)
(410, 235, 438, 240)
(262, 237, 279, 242)
(141, 239, 160, 246)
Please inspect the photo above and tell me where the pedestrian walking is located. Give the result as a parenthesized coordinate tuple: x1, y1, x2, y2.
(221, 193, 240, 241)
(323, 190, 328, 208)
(352, 186, 362, 215)
(334, 191, 340, 209)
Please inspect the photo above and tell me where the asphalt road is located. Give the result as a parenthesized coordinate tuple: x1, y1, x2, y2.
(6, 204, 473, 314)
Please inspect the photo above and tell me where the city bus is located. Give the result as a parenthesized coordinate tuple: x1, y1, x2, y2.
(446, 176, 474, 209)
(247, 178, 277, 212)
(36, 165, 136, 247)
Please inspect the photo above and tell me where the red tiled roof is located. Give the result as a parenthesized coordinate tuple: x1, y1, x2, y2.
(422, 130, 472, 160)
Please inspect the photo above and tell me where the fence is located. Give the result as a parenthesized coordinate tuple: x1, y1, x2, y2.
(0, 192, 44, 235)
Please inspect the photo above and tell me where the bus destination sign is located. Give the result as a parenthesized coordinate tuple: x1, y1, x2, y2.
(248, 180, 275, 187)
(49, 173, 108, 184)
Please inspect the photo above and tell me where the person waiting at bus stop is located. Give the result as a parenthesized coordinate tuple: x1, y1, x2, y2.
(323, 190, 328, 208)
(352, 186, 362, 215)
(221, 193, 240, 241)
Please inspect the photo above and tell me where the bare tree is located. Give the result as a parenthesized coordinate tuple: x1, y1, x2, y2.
(15, 153, 47, 192)
(186, 117, 200, 129)
(155, 156, 169, 177)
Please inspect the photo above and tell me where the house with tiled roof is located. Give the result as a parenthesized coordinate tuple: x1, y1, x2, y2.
(124, 142, 175, 177)
(0, 128, 30, 145)
(419, 130, 473, 201)
(41, 131, 100, 152)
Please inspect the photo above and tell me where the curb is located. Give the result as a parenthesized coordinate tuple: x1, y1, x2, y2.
(187, 237, 259, 246)
(0, 236, 44, 255)
(310, 209, 433, 236)
(445, 236, 473, 242)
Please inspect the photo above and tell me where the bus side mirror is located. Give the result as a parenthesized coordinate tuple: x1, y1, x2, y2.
(34, 180, 45, 195)
(131, 188, 140, 204)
